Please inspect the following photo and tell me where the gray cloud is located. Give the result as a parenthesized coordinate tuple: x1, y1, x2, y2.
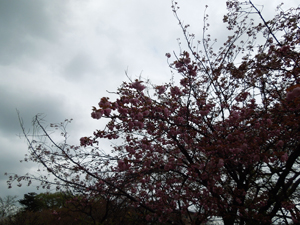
(0, 0, 68, 65)
(0, 84, 67, 136)
(64, 52, 98, 80)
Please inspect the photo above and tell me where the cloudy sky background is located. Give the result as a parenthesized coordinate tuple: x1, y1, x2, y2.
(0, 0, 298, 201)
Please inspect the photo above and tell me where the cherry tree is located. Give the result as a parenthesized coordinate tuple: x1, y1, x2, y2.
(8, 1, 300, 224)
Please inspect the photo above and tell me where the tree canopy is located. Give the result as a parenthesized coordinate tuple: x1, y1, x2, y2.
(3, 191, 167, 225)
(8, 1, 300, 224)
(0, 195, 18, 222)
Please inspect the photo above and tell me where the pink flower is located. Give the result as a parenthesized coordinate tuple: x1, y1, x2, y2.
(125, 146, 135, 154)
(112, 102, 119, 110)
(164, 108, 170, 116)
(235, 92, 249, 102)
(143, 110, 150, 117)
(131, 98, 139, 105)
(146, 215, 152, 221)
(177, 117, 184, 123)
(183, 58, 191, 64)
(157, 85, 166, 94)
(277, 140, 284, 148)
(281, 153, 288, 162)
(118, 107, 128, 115)
(235, 198, 242, 204)
(98, 97, 110, 108)
(137, 121, 144, 129)
(286, 87, 300, 101)
(171, 86, 181, 96)
(80, 137, 92, 146)
(104, 108, 111, 116)
(136, 112, 143, 120)
(118, 160, 126, 171)
(231, 111, 240, 120)
(217, 159, 224, 168)
(128, 121, 134, 130)
(91, 110, 103, 119)
(253, 155, 260, 162)
(131, 81, 146, 91)
(200, 110, 209, 116)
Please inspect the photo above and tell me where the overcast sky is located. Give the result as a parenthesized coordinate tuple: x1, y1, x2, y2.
(0, 0, 298, 201)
